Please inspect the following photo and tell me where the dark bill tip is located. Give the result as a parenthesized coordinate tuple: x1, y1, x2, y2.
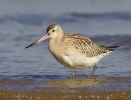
(25, 42, 36, 49)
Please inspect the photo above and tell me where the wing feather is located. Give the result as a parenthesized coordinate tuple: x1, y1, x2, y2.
(63, 33, 112, 57)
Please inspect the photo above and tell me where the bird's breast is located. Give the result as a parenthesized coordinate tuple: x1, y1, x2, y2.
(48, 44, 97, 69)
(48, 43, 68, 65)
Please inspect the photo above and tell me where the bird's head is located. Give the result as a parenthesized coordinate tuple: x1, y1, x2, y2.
(25, 24, 63, 49)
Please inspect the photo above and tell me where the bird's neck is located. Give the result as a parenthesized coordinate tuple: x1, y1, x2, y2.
(50, 32, 64, 45)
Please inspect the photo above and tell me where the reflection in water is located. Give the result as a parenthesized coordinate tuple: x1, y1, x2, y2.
(0, 77, 131, 91)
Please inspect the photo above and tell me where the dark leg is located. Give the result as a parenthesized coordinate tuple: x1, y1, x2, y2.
(71, 69, 74, 78)
(87, 65, 97, 77)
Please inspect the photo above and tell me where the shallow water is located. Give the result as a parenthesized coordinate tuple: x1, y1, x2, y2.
(0, 0, 131, 99)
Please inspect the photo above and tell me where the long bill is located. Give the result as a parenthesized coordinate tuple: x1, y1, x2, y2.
(25, 34, 48, 49)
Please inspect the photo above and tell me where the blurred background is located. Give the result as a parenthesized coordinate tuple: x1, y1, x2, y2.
(1, 0, 131, 35)
(0, 0, 131, 80)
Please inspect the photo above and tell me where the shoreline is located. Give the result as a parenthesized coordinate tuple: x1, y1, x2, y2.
(0, 77, 131, 99)
(0, 90, 130, 100)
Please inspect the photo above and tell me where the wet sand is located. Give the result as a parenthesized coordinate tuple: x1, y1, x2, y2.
(0, 77, 131, 99)
(44, 78, 101, 88)
(0, 90, 131, 100)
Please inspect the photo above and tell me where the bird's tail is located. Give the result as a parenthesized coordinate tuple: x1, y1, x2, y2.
(108, 46, 119, 51)
(97, 44, 119, 51)
(108, 46, 119, 48)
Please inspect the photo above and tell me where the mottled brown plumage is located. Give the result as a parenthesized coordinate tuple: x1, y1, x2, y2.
(61, 33, 114, 57)
(25, 24, 119, 78)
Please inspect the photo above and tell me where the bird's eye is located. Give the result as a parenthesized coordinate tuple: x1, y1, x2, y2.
(52, 30, 55, 32)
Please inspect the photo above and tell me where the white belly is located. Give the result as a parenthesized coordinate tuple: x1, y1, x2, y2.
(63, 51, 112, 70)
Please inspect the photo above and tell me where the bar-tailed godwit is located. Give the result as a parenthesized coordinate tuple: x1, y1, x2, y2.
(25, 24, 119, 78)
